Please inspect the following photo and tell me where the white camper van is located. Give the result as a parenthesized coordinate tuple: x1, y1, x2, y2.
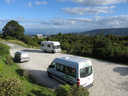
(47, 56, 94, 88)
(41, 41, 61, 53)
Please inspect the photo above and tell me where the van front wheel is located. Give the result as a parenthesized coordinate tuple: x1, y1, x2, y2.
(52, 50, 55, 53)
(48, 72, 52, 78)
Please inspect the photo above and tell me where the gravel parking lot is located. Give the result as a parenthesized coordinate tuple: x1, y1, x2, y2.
(1, 41, 128, 96)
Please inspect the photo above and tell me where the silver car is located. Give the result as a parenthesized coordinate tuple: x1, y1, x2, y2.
(14, 51, 30, 62)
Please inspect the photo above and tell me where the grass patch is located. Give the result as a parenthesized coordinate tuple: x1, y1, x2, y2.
(0, 38, 40, 49)
(0, 56, 55, 96)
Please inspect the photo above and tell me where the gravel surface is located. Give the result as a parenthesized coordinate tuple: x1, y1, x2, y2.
(1, 41, 128, 96)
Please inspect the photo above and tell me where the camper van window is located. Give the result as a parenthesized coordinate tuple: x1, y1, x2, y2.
(54, 46, 60, 49)
(65, 66, 76, 78)
(80, 66, 92, 78)
(56, 63, 64, 72)
(41, 44, 44, 47)
(47, 44, 51, 47)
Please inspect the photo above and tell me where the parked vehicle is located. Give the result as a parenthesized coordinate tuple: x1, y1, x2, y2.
(14, 51, 30, 62)
(41, 41, 61, 53)
(47, 56, 94, 88)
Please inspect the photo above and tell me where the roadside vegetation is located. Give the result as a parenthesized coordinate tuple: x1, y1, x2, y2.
(50, 32, 128, 64)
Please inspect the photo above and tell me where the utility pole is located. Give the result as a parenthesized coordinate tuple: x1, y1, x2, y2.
(45, 29, 50, 37)
(45, 29, 50, 41)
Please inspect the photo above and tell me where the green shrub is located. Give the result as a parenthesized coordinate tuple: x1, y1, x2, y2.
(0, 77, 25, 96)
(55, 84, 71, 96)
(5, 36, 12, 40)
(55, 84, 89, 96)
(6, 56, 13, 66)
(0, 43, 10, 56)
(70, 85, 90, 96)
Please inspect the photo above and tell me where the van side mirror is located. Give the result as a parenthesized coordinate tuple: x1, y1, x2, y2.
(49, 65, 54, 68)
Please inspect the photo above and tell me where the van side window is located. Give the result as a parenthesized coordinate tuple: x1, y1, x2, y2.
(56, 63, 64, 72)
(49, 62, 55, 68)
(52, 46, 55, 49)
(47, 44, 51, 47)
(41, 44, 44, 47)
(65, 66, 76, 78)
(51, 62, 55, 66)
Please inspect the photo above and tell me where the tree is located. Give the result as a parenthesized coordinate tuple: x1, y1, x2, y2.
(92, 38, 114, 59)
(100, 29, 103, 41)
(2, 20, 25, 40)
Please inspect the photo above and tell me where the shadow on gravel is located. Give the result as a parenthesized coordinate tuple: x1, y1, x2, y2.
(28, 70, 62, 88)
(113, 67, 128, 76)
(22, 49, 54, 54)
(16, 69, 39, 84)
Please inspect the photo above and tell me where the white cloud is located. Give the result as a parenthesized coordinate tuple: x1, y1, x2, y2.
(35, 1, 48, 5)
(5, 0, 16, 3)
(62, 6, 116, 15)
(1, 15, 128, 33)
(5, 0, 11, 3)
(28, 2, 33, 7)
(72, 0, 126, 6)
(58, 0, 69, 1)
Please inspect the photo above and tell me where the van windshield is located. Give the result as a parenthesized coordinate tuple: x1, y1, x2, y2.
(54, 45, 60, 49)
(80, 66, 92, 78)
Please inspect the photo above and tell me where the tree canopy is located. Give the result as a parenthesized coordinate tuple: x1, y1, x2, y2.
(2, 20, 25, 40)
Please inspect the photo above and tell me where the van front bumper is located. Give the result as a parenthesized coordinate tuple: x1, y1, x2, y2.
(55, 50, 61, 53)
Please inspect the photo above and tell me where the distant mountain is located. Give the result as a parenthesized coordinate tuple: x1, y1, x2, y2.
(72, 28, 128, 36)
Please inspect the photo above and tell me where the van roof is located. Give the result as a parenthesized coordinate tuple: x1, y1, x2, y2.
(55, 56, 91, 66)
(16, 51, 28, 54)
(41, 41, 59, 43)
(41, 41, 60, 45)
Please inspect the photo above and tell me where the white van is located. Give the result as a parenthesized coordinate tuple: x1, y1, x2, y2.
(47, 56, 94, 88)
(14, 51, 30, 62)
(41, 41, 61, 53)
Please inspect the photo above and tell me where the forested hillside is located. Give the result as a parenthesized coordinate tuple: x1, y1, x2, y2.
(72, 28, 128, 36)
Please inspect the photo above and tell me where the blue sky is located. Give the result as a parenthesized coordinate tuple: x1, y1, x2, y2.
(0, 0, 128, 35)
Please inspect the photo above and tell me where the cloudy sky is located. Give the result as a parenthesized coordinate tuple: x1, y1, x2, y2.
(0, 0, 128, 35)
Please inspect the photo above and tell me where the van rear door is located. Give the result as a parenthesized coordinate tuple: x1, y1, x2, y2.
(79, 61, 93, 87)
(79, 66, 93, 87)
